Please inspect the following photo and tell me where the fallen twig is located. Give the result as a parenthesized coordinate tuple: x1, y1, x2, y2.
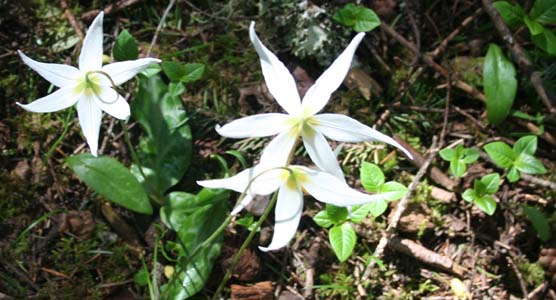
(81, 0, 143, 21)
(60, 0, 84, 40)
(147, 0, 177, 56)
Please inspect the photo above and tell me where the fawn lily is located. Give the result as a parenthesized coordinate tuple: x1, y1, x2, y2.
(198, 164, 389, 251)
(215, 22, 412, 178)
(17, 12, 160, 156)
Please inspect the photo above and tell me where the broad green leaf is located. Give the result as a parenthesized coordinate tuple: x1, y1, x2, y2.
(236, 214, 259, 232)
(349, 204, 372, 223)
(475, 196, 497, 215)
(313, 210, 334, 228)
(515, 153, 547, 174)
(450, 160, 467, 177)
(66, 154, 152, 214)
(162, 61, 185, 82)
(132, 76, 192, 195)
(484, 141, 516, 168)
(367, 200, 388, 217)
(162, 61, 205, 83)
(329, 223, 357, 262)
(439, 148, 456, 161)
(493, 1, 525, 27)
(480, 173, 501, 195)
(463, 148, 480, 164)
(134, 269, 150, 286)
(473, 178, 487, 196)
(325, 204, 349, 223)
(182, 63, 205, 83)
(141, 64, 162, 78)
(532, 29, 556, 55)
(530, 0, 556, 25)
(522, 205, 551, 242)
(514, 135, 537, 155)
(462, 189, 477, 203)
(508, 166, 521, 182)
(379, 182, 408, 201)
(161, 189, 229, 299)
(524, 16, 545, 35)
(360, 162, 384, 192)
(333, 3, 381, 32)
(113, 29, 139, 61)
(483, 44, 517, 125)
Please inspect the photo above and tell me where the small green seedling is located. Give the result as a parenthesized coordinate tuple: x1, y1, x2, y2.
(439, 144, 480, 177)
(462, 173, 501, 215)
(333, 3, 381, 32)
(484, 135, 546, 182)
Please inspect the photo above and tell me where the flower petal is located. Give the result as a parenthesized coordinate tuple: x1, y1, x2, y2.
(77, 95, 103, 156)
(231, 194, 253, 215)
(259, 184, 303, 251)
(249, 22, 301, 114)
(298, 166, 388, 206)
(17, 86, 79, 113)
(18, 51, 80, 88)
(260, 130, 298, 168)
(215, 113, 289, 138)
(93, 87, 130, 120)
(314, 113, 413, 159)
(301, 129, 344, 181)
(102, 58, 161, 86)
(79, 12, 104, 71)
(301, 33, 365, 115)
(197, 165, 283, 196)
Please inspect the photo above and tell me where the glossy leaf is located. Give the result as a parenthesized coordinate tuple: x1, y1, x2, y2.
(329, 223, 357, 262)
(515, 153, 547, 174)
(493, 1, 525, 27)
(514, 135, 537, 155)
(507, 166, 520, 182)
(113, 29, 139, 61)
(132, 76, 192, 195)
(475, 195, 497, 215)
(333, 3, 381, 32)
(66, 154, 152, 214)
(379, 182, 408, 201)
(162, 61, 205, 83)
(480, 173, 501, 195)
(530, 0, 556, 25)
(313, 210, 334, 228)
(463, 148, 480, 164)
(524, 16, 545, 35)
(522, 205, 550, 242)
(349, 204, 372, 223)
(367, 199, 388, 217)
(484, 141, 516, 168)
(439, 148, 456, 161)
(450, 160, 467, 177)
(462, 189, 476, 203)
(360, 162, 384, 192)
(483, 44, 517, 125)
(325, 204, 349, 223)
(532, 29, 556, 55)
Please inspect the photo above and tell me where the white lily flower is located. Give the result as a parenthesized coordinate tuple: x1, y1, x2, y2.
(17, 12, 161, 156)
(215, 22, 412, 178)
(198, 164, 390, 251)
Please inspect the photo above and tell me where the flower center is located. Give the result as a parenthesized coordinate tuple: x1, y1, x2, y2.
(281, 167, 309, 190)
(74, 71, 119, 104)
(286, 108, 320, 138)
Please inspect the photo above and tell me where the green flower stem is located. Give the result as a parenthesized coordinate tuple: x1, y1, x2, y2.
(119, 120, 164, 205)
(212, 190, 279, 299)
(43, 108, 74, 163)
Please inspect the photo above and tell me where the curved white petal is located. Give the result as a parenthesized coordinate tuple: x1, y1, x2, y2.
(102, 58, 161, 86)
(215, 113, 289, 138)
(17, 86, 79, 113)
(18, 51, 80, 88)
(260, 130, 298, 168)
(93, 87, 130, 120)
(77, 95, 103, 156)
(259, 184, 303, 252)
(79, 12, 104, 71)
(302, 33, 365, 115)
(197, 165, 283, 196)
(231, 194, 253, 215)
(249, 22, 301, 114)
(297, 166, 387, 206)
(301, 129, 344, 181)
(314, 113, 413, 159)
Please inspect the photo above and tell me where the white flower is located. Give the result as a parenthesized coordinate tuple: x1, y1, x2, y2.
(198, 164, 391, 251)
(215, 22, 412, 178)
(17, 12, 160, 156)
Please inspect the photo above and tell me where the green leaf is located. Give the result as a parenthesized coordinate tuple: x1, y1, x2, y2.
(515, 153, 547, 174)
(532, 29, 556, 55)
(379, 182, 408, 201)
(325, 204, 349, 223)
(360, 162, 384, 192)
(131, 76, 192, 195)
(484, 141, 516, 168)
(530, 0, 556, 25)
(134, 269, 150, 286)
(329, 223, 357, 262)
(450, 160, 467, 178)
(182, 63, 205, 82)
(66, 154, 152, 214)
(162, 61, 205, 83)
(493, 1, 525, 27)
(514, 135, 537, 155)
(333, 3, 381, 32)
(367, 200, 388, 217)
(162, 61, 184, 82)
(507, 166, 520, 182)
(349, 205, 372, 223)
(313, 210, 335, 228)
(522, 205, 551, 242)
(112, 29, 139, 61)
(161, 189, 229, 299)
(475, 195, 497, 215)
(462, 189, 477, 203)
(483, 43, 517, 125)
(524, 16, 545, 35)
(463, 148, 480, 164)
(480, 173, 501, 195)
(439, 148, 456, 161)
